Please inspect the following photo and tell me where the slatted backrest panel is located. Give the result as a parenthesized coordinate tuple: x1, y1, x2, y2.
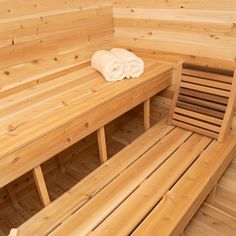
(169, 62, 236, 142)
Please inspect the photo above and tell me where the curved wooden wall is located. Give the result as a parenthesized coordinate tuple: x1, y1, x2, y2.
(113, 0, 236, 70)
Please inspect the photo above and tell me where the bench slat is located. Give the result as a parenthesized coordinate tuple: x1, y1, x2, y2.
(0, 61, 156, 136)
(180, 82, 230, 98)
(133, 132, 236, 236)
(174, 107, 223, 126)
(178, 94, 227, 112)
(0, 72, 111, 135)
(182, 69, 233, 84)
(0, 67, 95, 116)
(179, 88, 229, 105)
(173, 113, 221, 133)
(182, 75, 231, 91)
(0, 61, 154, 118)
(172, 120, 219, 139)
(48, 128, 192, 236)
(89, 133, 212, 236)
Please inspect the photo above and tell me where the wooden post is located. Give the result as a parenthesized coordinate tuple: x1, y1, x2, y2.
(9, 228, 18, 236)
(168, 61, 183, 125)
(218, 71, 236, 142)
(208, 184, 217, 202)
(144, 98, 151, 131)
(33, 165, 50, 206)
(97, 126, 108, 164)
(57, 154, 66, 174)
(6, 184, 18, 208)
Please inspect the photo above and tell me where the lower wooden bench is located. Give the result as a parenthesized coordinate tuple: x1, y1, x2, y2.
(16, 117, 236, 236)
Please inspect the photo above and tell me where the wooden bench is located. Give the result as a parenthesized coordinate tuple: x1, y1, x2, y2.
(16, 116, 236, 236)
(0, 59, 173, 207)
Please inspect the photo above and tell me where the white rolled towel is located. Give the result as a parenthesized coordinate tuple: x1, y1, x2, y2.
(91, 50, 126, 82)
(110, 48, 144, 78)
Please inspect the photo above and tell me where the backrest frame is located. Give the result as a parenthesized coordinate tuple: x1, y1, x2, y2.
(169, 62, 236, 142)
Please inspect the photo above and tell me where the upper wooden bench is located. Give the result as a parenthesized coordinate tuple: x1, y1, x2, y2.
(16, 117, 236, 236)
(0, 59, 173, 201)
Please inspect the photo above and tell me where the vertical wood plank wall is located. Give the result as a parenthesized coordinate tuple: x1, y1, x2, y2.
(113, 0, 236, 127)
(0, 0, 114, 96)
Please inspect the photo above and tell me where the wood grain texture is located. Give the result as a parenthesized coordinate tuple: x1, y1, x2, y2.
(113, 0, 236, 10)
(113, 0, 236, 127)
(113, 0, 236, 62)
(0, 0, 114, 95)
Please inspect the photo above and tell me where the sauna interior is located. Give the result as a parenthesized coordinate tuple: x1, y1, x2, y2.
(1, 1, 236, 235)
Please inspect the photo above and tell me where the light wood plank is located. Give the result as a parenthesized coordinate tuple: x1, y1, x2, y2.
(200, 203, 236, 230)
(144, 98, 150, 130)
(173, 114, 221, 133)
(181, 75, 231, 91)
(113, 2, 236, 11)
(168, 61, 183, 124)
(97, 127, 108, 164)
(219, 71, 236, 142)
(33, 165, 50, 207)
(133, 132, 236, 235)
(182, 69, 233, 84)
(172, 120, 219, 139)
(180, 82, 230, 97)
(9, 229, 18, 236)
(179, 88, 229, 105)
(176, 101, 225, 119)
(178, 94, 227, 112)
(174, 107, 223, 126)
(0, 0, 112, 19)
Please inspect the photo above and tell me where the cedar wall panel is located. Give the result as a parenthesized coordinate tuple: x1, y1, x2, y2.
(0, 0, 114, 94)
(113, 0, 236, 69)
(113, 0, 236, 127)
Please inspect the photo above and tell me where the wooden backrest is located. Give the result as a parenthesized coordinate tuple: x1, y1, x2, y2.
(0, 0, 114, 98)
(169, 62, 236, 142)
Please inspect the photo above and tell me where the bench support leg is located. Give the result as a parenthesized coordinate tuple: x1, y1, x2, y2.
(97, 126, 108, 164)
(208, 184, 217, 202)
(57, 155, 66, 174)
(33, 165, 50, 206)
(144, 98, 151, 131)
(9, 228, 18, 236)
(6, 184, 31, 218)
(6, 184, 19, 208)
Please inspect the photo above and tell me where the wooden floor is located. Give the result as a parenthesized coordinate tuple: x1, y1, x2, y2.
(0, 104, 235, 236)
(185, 156, 236, 236)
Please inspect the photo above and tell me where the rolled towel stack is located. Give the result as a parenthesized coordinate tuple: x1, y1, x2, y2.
(110, 48, 144, 78)
(91, 48, 144, 82)
(91, 50, 126, 82)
